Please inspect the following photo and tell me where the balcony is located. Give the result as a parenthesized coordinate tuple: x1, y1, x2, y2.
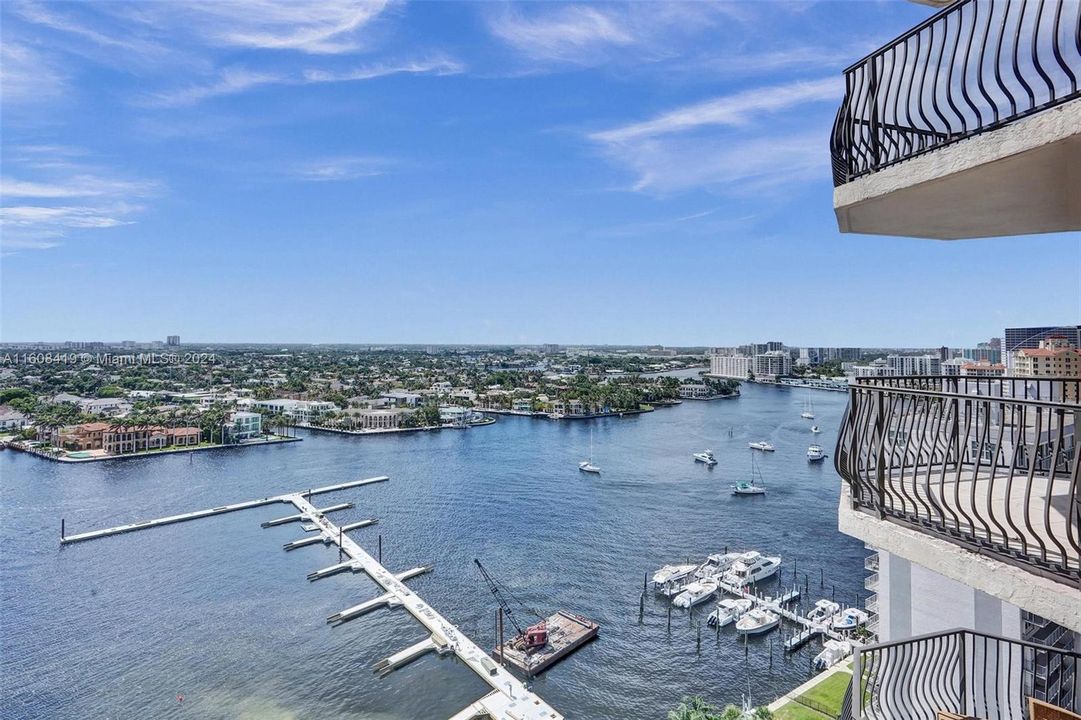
(841, 629, 1080, 719)
(830, 0, 1081, 239)
(835, 376, 1079, 585)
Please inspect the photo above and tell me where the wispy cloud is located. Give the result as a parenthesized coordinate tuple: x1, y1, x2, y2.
(487, 5, 634, 63)
(588, 77, 841, 195)
(591, 77, 841, 144)
(0, 39, 67, 107)
(1, 151, 160, 253)
(292, 156, 391, 182)
(146, 57, 463, 107)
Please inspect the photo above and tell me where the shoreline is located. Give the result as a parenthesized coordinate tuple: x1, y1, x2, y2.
(297, 416, 497, 436)
(703, 375, 848, 393)
(2, 435, 302, 463)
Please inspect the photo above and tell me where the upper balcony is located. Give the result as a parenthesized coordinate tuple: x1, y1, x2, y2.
(830, 0, 1081, 239)
(835, 376, 1079, 619)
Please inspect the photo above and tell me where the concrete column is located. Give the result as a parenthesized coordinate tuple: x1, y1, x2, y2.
(881, 551, 911, 643)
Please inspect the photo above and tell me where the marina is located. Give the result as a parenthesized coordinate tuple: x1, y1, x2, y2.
(495, 611, 600, 677)
(3, 381, 865, 720)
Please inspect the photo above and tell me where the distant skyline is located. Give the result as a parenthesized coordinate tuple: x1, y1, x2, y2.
(2, 1, 1079, 346)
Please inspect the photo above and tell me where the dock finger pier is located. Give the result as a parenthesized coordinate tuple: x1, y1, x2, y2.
(60, 476, 563, 720)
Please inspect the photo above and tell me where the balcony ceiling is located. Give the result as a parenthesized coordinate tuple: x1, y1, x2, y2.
(834, 99, 1081, 240)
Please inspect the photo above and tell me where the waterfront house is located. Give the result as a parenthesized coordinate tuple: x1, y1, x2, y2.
(828, 2, 1080, 715)
(53, 422, 110, 451)
(223, 411, 262, 443)
(251, 399, 336, 424)
(380, 390, 423, 408)
(512, 399, 533, 412)
(678, 383, 713, 400)
(0, 406, 29, 431)
(347, 408, 407, 430)
(102, 426, 201, 455)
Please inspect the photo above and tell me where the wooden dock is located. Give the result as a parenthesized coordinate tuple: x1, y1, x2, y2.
(496, 611, 599, 677)
(58, 476, 563, 720)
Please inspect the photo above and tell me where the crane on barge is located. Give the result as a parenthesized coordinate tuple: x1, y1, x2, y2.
(474, 558, 549, 651)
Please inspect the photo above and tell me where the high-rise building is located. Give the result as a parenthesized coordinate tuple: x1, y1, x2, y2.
(708, 352, 752, 380)
(166, 335, 180, 346)
(828, 1, 1080, 715)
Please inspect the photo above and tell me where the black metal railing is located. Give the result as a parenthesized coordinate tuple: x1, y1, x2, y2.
(841, 629, 1080, 719)
(831, 0, 1081, 185)
(835, 376, 1080, 583)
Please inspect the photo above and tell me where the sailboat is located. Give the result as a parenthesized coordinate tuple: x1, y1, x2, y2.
(732, 451, 766, 495)
(579, 428, 601, 474)
(801, 395, 816, 420)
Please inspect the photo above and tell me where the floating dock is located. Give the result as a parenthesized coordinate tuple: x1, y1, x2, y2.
(496, 611, 599, 677)
(59, 477, 562, 720)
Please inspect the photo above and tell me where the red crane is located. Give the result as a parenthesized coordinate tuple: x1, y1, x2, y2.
(474, 558, 548, 651)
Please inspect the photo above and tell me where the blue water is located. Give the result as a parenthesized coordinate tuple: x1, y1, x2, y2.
(0, 382, 865, 719)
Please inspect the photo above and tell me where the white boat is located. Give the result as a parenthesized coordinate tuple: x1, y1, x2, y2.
(806, 599, 841, 624)
(832, 608, 869, 631)
(723, 551, 782, 587)
(694, 552, 741, 580)
(707, 598, 753, 627)
(652, 563, 698, 587)
(748, 441, 775, 452)
(811, 425, 821, 434)
(579, 428, 600, 473)
(813, 639, 853, 670)
(672, 577, 719, 608)
(801, 395, 815, 420)
(693, 449, 717, 466)
(549, 412, 564, 420)
(807, 444, 825, 462)
(735, 607, 780, 635)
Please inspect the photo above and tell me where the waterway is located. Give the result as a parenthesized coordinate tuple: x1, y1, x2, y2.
(0, 382, 865, 720)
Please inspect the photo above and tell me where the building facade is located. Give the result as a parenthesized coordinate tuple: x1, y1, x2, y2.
(709, 353, 753, 380)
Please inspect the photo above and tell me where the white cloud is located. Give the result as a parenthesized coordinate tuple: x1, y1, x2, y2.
(591, 77, 841, 144)
(588, 77, 842, 195)
(0, 40, 66, 107)
(292, 156, 390, 182)
(1, 175, 158, 199)
(147, 57, 463, 107)
(487, 5, 635, 63)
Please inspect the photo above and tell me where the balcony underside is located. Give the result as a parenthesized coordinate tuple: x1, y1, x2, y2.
(834, 99, 1081, 239)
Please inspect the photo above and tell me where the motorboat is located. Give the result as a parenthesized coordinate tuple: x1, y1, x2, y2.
(806, 599, 841, 624)
(693, 449, 717, 466)
(707, 598, 753, 627)
(807, 444, 825, 462)
(694, 552, 741, 580)
(748, 441, 775, 452)
(652, 563, 697, 587)
(723, 552, 782, 587)
(579, 428, 600, 473)
(813, 639, 853, 670)
(832, 608, 869, 631)
(735, 607, 780, 635)
(811, 425, 821, 434)
(672, 577, 719, 608)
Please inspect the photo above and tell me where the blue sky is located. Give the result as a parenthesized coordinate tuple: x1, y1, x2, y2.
(2, 1, 1078, 347)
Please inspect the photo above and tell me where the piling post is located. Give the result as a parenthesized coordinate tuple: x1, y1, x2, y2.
(744, 632, 749, 657)
(378, 534, 383, 564)
(820, 568, 824, 588)
(696, 624, 701, 655)
(667, 604, 672, 633)
(832, 585, 836, 602)
(716, 619, 720, 641)
(498, 608, 505, 666)
(639, 592, 644, 624)
(338, 526, 343, 562)
(769, 637, 773, 669)
(643, 572, 647, 594)
(61, 518, 65, 540)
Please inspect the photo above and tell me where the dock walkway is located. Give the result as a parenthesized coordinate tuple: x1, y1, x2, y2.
(60, 476, 561, 720)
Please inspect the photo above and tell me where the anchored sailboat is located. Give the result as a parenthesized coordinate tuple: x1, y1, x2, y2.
(579, 428, 600, 474)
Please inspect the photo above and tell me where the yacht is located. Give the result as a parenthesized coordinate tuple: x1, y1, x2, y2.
(735, 607, 780, 636)
(723, 552, 782, 587)
(707, 598, 753, 627)
(810, 425, 821, 434)
(672, 577, 719, 608)
(652, 563, 697, 587)
(801, 396, 815, 420)
(806, 599, 841, 624)
(807, 444, 825, 462)
(693, 449, 717, 466)
(694, 552, 741, 580)
(813, 639, 853, 670)
(579, 428, 600, 474)
(832, 608, 870, 631)
(748, 441, 775, 452)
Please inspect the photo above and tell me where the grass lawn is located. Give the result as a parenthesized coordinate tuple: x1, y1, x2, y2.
(773, 704, 832, 720)
(798, 670, 852, 715)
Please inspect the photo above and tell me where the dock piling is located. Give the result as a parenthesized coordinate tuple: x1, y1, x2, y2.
(638, 591, 644, 624)
(667, 604, 672, 632)
(338, 527, 343, 562)
(61, 518, 65, 540)
(696, 624, 701, 654)
(378, 534, 383, 564)
(769, 638, 773, 668)
(498, 608, 505, 666)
